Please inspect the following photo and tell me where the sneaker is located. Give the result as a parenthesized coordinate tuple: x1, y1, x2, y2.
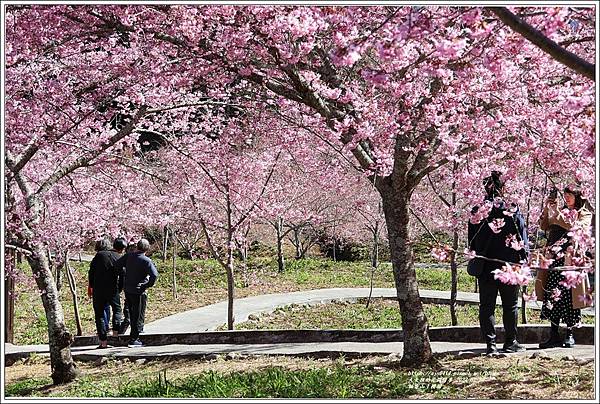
(127, 339, 143, 348)
(503, 341, 526, 353)
(563, 334, 575, 348)
(486, 343, 499, 355)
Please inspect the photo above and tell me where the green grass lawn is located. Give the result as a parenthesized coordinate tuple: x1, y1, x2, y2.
(227, 299, 593, 331)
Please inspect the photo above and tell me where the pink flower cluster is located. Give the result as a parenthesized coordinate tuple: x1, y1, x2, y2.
(559, 270, 588, 289)
(469, 200, 492, 225)
(505, 234, 524, 251)
(431, 246, 449, 262)
(492, 263, 532, 286)
(463, 248, 477, 259)
(488, 218, 505, 234)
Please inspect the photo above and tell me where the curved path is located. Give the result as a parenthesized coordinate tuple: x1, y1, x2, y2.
(144, 288, 595, 334)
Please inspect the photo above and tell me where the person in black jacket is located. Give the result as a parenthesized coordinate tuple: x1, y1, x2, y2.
(468, 171, 529, 355)
(115, 238, 158, 348)
(88, 238, 126, 348)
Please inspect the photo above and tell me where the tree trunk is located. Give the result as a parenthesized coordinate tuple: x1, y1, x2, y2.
(366, 223, 380, 309)
(379, 185, 433, 367)
(450, 230, 459, 326)
(172, 237, 178, 299)
(521, 161, 537, 325)
(48, 248, 61, 292)
(449, 161, 459, 326)
(293, 228, 302, 260)
(241, 244, 249, 287)
(371, 222, 380, 269)
(27, 243, 78, 384)
(226, 245, 235, 330)
(276, 217, 285, 272)
(332, 234, 337, 262)
(225, 188, 235, 331)
(5, 249, 16, 344)
(64, 251, 82, 336)
(162, 226, 169, 262)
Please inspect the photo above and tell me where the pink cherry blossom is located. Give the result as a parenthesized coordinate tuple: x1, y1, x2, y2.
(431, 247, 449, 262)
(493, 263, 532, 286)
(488, 218, 506, 234)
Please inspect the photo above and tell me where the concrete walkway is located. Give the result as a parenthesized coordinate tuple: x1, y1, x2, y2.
(143, 288, 595, 334)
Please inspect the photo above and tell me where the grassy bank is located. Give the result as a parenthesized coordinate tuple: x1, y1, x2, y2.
(5, 355, 594, 399)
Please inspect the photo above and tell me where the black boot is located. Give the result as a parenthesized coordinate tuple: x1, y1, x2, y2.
(539, 323, 562, 349)
(563, 328, 575, 348)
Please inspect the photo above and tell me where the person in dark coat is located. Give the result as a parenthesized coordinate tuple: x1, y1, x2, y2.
(88, 238, 126, 348)
(115, 238, 158, 348)
(118, 240, 148, 335)
(100, 238, 127, 337)
(468, 171, 529, 354)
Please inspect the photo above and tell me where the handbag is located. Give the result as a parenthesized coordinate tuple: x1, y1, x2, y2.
(467, 257, 485, 277)
(572, 272, 592, 309)
(534, 268, 547, 302)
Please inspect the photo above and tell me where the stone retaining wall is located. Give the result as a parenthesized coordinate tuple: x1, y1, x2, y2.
(72, 324, 594, 347)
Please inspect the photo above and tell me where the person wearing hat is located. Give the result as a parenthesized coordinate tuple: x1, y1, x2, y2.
(115, 238, 158, 348)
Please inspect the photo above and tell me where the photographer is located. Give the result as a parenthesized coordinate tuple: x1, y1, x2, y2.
(537, 185, 593, 348)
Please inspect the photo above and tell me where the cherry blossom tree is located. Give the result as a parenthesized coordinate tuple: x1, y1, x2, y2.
(5, 5, 595, 374)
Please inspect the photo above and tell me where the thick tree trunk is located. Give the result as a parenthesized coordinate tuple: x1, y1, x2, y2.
(379, 186, 433, 367)
(276, 217, 285, 272)
(27, 243, 78, 384)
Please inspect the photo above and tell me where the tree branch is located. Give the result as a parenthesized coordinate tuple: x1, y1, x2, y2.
(488, 7, 595, 81)
(36, 106, 147, 196)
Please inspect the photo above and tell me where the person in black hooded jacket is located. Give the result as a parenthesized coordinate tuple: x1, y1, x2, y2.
(88, 237, 126, 348)
(468, 171, 529, 355)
